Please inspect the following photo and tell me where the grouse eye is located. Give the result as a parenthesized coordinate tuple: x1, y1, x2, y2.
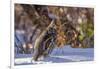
(67, 31, 72, 36)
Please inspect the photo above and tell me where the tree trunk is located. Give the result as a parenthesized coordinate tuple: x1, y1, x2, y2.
(32, 20, 54, 61)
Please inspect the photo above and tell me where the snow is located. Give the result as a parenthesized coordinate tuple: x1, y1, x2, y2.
(14, 45, 94, 65)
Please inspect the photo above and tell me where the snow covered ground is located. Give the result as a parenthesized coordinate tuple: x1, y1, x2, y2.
(14, 46, 94, 65)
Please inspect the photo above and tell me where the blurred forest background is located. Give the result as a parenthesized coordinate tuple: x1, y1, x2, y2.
(15, 4, 94, 54)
